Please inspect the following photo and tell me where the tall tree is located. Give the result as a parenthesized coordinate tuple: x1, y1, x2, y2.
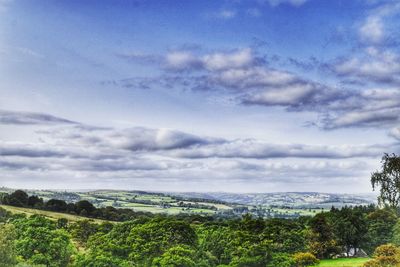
(371, 153, 400, 208)
(332, 207, 368, 256)
(365, 209, 397, 254)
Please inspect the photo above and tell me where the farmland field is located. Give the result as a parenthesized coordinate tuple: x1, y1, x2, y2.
(0, 187, 376, 218)
(0, 204, 108, 223)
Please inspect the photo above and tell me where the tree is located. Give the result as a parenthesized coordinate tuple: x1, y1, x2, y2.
(366, 209, 397, 254)
(308, 213, 339, 259)
(229, 240, 273, 267)
(69, 220, 98, 245)
(0, 224, 17, 267)
(152, 245, 196, 267)
(264, 218, 307, 254)
(197, 225, 238, 265)
(27, 195, 43, 208)
(13, 215, 74, 267)
(332, 207, 368, 256)
(371, 153, 400, 208)
(45, 199, 67, 212)
(75, 200, 96, 216)
(128, 218, 196, 266)
(3, 190, 29, 207)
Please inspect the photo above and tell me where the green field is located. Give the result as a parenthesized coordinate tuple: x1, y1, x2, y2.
(1, 188, 334, 218)
(0, 204, 108, 223)
(318, 258, 369, 267)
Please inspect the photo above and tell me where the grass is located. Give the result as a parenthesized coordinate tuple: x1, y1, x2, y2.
(0, 204, 109, 223)
(318, 258, 369, 267)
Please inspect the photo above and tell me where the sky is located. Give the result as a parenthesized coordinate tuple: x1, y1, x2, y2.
(1, 0, 400, 193)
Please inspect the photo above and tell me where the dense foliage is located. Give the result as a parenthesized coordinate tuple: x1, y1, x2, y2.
(1, 189, 400, 266)
(0, 190, 150, 221)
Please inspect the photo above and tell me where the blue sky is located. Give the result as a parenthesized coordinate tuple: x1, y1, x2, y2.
(1, 0, 400, 192)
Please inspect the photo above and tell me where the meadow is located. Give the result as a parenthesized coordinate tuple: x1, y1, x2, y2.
(1, 187, 327, 218)
(0, 204, 108, 223)
(318, 258, 370, 267)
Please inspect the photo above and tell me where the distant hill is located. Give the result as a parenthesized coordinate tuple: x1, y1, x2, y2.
(0, 187, 378, 218)
(171, 192, 377, 208)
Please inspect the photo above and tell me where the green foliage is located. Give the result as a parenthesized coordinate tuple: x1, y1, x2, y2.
(2, 190, 29, 207)
(331, 206, 368, 255)
(45, 199, 67, 212)
(197, 225, 237, 265)
(267, 253, 296, 267)
(0, 206, 12, 222)
(371, 153, 400, 208)
(57, 218, 69, 229)
(3, 189, 400, 266)
(366, 209, 397, 254)
(264, 218, 307, 254)
(0, 223, 18, 267)
(392, 220, 400, 246)
(75, 200, 96, 215)
(229, 239, 272, 267)
(69, 219, 99, 245)
(12, 215, 75, 267)
(363, 243, 400, 267)
(27, 195, 43, 208)
(308, 213, 340, 259)
(128, 218, 196, 266)
(152, 245, 197, 267)
(74, 253, 130, 267)
(293, 252, 319, 267)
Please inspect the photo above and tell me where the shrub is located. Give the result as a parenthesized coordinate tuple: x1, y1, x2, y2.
(363, 244, 400, 267)
(293, 252, 319, 267)
(374, 244, 400, 257)
(267, 253, 296, 267)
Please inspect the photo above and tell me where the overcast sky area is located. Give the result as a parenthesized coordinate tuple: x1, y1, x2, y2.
(1, 0, 400, 193)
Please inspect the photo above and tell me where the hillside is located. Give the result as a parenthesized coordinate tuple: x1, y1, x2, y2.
(0, 188, 377, 219)
(0, 204, 108, 223)
(173, 192, 377, 208)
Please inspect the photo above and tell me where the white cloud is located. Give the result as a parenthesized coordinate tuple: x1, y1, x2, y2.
(243, 83, 316, 105)
(0, 110, 78, 125)
(358, 1, 400, 44)
(335, 48, 400, 85)
(203, 48, 254, 71)
(172, 139, 392, 159)
(165, 51, 202, 71)
(359, 17, 384, 43)
(0, 112, 391, 192)
(165, 48, 256, 71)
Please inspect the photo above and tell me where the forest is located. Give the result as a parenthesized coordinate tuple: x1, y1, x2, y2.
(0, 154, 400, 267)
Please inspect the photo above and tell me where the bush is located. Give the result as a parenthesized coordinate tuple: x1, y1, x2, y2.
(293, 252, 319, 267)
(374, 244, 400, 257)
(267, 253, 296, 267)
(363, 244, 400, 267)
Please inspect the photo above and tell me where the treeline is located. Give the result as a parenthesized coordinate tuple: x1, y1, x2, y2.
(0, 190, 152, 221)
(1, 194, 400, 266)
(90, 194, 218, 210)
